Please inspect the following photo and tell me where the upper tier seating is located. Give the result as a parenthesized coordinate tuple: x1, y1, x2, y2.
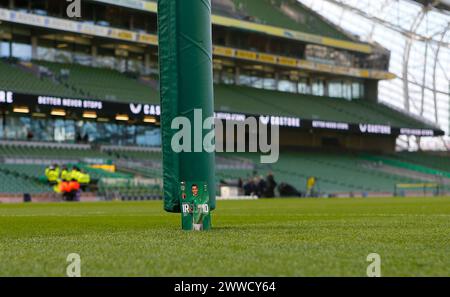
(0, 59, 78, 97)
(146, 0, 350, 40)
(230, 0, 352, 41)
(34, 61, 157, 103)
(0, 60, 435, 131)
(215, 84, 435, 129)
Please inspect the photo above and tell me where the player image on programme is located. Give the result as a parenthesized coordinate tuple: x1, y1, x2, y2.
(192, 183, 210, 230)
(180, 182, 211, 231)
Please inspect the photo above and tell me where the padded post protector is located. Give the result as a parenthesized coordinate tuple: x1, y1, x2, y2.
(158, 0, 216, 213)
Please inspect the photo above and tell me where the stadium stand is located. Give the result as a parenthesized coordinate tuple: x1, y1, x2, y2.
(0, 141, 142, 197)
(97, 180, 162, 201)
(0, 141, 109, 160)
(97, 149, 450, 194)
(142, 0, 353, 41)
(212, 0, 247, 19)
(1, 139, 449, 197)
(229, 0, 351, 41)
(0, 0, 446, 201)
(0, 59, 434, 130)
(0, 163, 47, 180)
(0, 168, 49, 194)
(225, 151, 427, 194)
(96, 146, 445, 195)
(362, 154, 450, 178)
(393, 152, 450, 173)
(215, 84, 434, 129)
(34, 61, 158, 103)
(0, 59, 78, 98)
(103, 147, 162, 162)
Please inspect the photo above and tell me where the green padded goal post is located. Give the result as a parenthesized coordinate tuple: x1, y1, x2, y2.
(158, 0, 216, 230)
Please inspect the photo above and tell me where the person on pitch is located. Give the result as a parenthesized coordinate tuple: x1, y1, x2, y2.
(45, 164, 60, 186)
(306, 176, 317, 197)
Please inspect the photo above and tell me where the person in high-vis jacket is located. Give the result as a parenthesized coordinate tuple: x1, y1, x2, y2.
(59, 178, 71, 201)
(306, 176, 317, 197)
(45, 164, 60, 186)
(77, 170, 91, 191)
(69, 178, 81, 202)
(53, 179, 63, 194)
(60, 165, 71, 181)
(68, 166, 81, 182)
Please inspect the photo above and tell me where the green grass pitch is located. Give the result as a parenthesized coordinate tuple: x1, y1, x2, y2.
(0, 197, 449, 276)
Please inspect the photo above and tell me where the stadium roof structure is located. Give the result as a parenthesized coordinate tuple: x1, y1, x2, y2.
(413, 0, 450, 12)
(221, 0, 354, 41)
(88, 0, 374, 53)
(101, 0, 353, 41)
(299, 0, 450, 151)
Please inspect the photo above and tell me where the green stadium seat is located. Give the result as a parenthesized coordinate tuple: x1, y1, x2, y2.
(0, 170, 50, 194)
(391, 152, 450, 174)
(218, 151, 427, 194)
(34, 61, 158, 103)
(230, 0, 351, 41)
(0, 59, 78, 97)
(0, 58, 433, 130)
(214, 84, 434, 129)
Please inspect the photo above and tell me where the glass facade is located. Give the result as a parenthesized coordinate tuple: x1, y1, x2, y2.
(0, 22, 154, 75)
(215, 68, 365, 99)
(0, 17, 365, 101)
(35, 39, 150, 74)
(0, 115, 162, 147)
(0, 40, 32, 60)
